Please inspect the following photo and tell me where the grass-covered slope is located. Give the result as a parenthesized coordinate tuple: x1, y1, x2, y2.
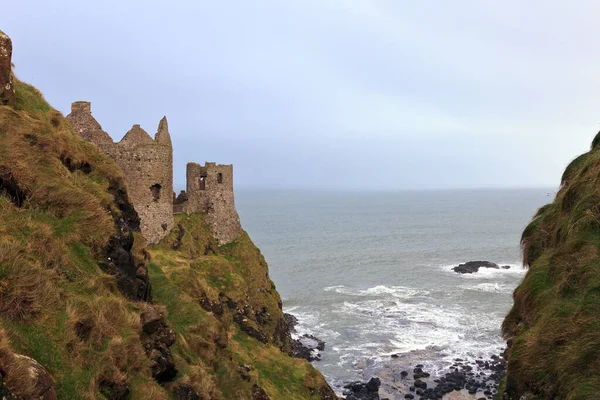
(150, 213, 336, 399)
(502, 133, 600, 399)
(0, 75, 336, 399)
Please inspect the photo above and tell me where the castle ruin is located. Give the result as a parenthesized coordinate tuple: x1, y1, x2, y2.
(66, 101, 242, 245)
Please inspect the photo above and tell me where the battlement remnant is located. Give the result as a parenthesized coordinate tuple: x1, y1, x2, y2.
(66, 101, 242, 245)
(0, 31, 16, 106)
(179, 161, 242, 245)
(66, 102, 174, 244)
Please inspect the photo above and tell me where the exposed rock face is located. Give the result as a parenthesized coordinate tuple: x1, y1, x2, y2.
(101, 183, 151, 301)
(452, 261, 510, 274)
(0, 354, 57, 400)
(140, 306, 177, 382)
(0, 31, 15, 107)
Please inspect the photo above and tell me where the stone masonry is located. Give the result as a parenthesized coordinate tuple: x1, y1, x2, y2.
(66, 101, 242, 245)
(67, 102, 174, 244)
(0, 30, 15, 107)
(180, 162, 242, 245)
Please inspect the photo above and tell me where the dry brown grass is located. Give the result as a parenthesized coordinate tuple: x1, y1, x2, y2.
(503, 137, 600, 399)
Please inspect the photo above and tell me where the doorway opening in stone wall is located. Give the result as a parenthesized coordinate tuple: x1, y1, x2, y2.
(199, 173, 207, 190)
(150, 184, 162, 201)
(217, 172, 223, 184)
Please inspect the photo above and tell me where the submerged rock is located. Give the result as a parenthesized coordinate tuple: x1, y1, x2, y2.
(343, 377, 382, 400)
(452, 261, 500, 274)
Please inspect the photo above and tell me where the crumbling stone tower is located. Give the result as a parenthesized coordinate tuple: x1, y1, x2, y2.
(0, 30, 16, 106)
(183, 162, 242, 245)
(66, 102, 174, 244)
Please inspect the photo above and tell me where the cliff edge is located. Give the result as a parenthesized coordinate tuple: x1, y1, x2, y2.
(502, 132, 600, 399)
(0, 32, 335, 399)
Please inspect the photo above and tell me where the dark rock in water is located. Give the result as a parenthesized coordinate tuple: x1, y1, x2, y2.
(343, 378, 380, 400)
(286, 313, 326, 361)
(303, 333, 326, 351)
(400, 370, 408, 377)
(391, 353, 399, 358)
(366, 377, 381, 392)
(284, 313, 298, 333)
(501, 265, 511, 269)
(291, 333, 325, 361)
(452, 261, 499, 274)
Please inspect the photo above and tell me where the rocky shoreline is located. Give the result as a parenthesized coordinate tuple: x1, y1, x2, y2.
(285, 313, 327, 362)
(285, 310, 506, 399)
(342, 352, 506, 400)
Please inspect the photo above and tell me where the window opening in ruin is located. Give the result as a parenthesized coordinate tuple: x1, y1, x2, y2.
(217, 172, 223, 184)
(199, 174, 207, 190)
(150, 184, 162, 201)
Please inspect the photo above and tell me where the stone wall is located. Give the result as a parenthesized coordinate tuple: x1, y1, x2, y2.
(184, 162, 242, 245)
(0, 30, 15, 106)
(66, 101, 241, 246)
(66, 103, 174, 244)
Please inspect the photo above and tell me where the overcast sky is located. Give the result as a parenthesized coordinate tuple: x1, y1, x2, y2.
(3, 1, 600, 190)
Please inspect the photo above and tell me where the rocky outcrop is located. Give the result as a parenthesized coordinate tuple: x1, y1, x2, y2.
(343, 378, 381, 400)
(101, 183, 151, 301)
(0, 330, 56, 400)
(0, 31, 15, 107)
(140, 306, 177, 382)
(452, 261, 510, 274)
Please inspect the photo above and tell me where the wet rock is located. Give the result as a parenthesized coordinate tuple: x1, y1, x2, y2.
(343, 379, 381, 400)
(452, 261, 499, 274)
(365, 377, 381, 392)
(284, 313, 298, 333)
(289, 322, 326, 362)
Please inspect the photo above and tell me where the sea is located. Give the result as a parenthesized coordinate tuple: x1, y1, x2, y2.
(236, 188, 553, 393)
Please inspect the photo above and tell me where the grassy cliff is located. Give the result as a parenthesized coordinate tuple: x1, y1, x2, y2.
(502, 133, 600, 399)
(0, 72, 336, 398)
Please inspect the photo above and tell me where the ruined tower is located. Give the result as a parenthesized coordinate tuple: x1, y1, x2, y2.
(183, 162, 242, 245)
(66, 102, 174, 244)
(0, 30, 16, 106)
(67, 101, 242, 246)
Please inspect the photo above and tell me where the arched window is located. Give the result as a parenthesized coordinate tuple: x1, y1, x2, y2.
(150, 184, 162, 201)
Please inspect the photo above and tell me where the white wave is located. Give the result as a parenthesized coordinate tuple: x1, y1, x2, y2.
(462, 282, 513, 293)
(325, 284, 430, 299)
(439, 262, 527, 278)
